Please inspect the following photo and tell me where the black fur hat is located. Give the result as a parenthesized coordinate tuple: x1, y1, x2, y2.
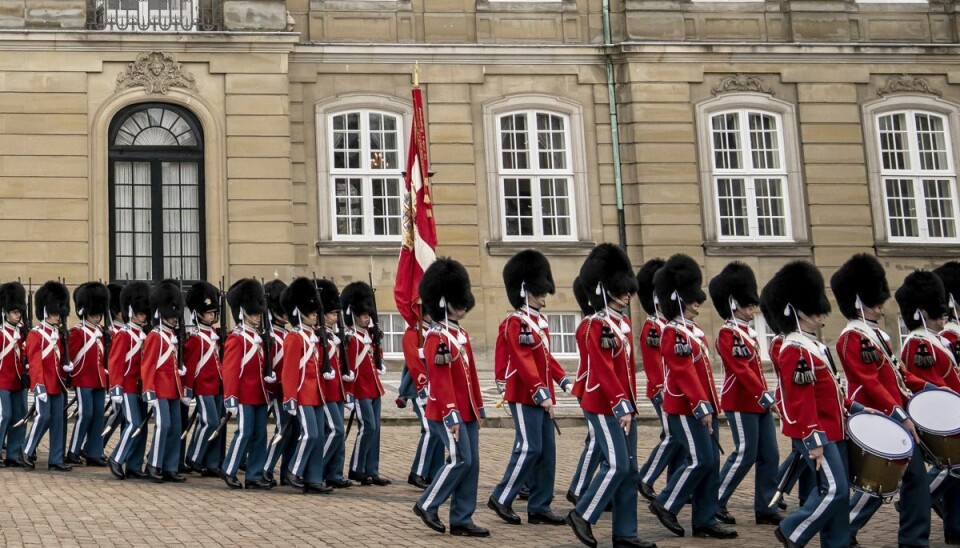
(762, 261, 831, 333)
(830, 254, 890, 321)
(636, 258, 665, 316)
(896, 270, 949, 331)
(654, 254, 707, 320)
(419, 257, 475, 321)
(120, 281, 151, 323)
(280, 277, 322, 322)
(316, 279, 341, 314)
(934, 261, 960, 314)
(579, 244, 639, 311)
(264, 280, 288, 318)
(503, 249, 555, 309)
(709, 262, 760, 321)
(341, 281, 376, 323)
(227, 278, 266, 323)
(572, 276, 593, 316)
(108, 283, 123, 319)
(759, 282, 786, 336)
(186, 281, 220, 316)
(0, 281, 26, 316)
(151, 279, 183, 321)
(74, 282, 110, 319)
(35, 280, 70, 320)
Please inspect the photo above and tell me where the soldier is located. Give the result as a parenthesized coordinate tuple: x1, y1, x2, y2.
(566, 244, 655, 548)
(566, 276, 601, 504)
(66, 282, 110, 466)
(316, 278, 352, 489)
(107, 283, 125, 335)
(0, 281, 28, 467)
(262, 279, 291, 486)
(489, 249, 571, 526)
(107, 281, 151, 480)
(280, 277, 333, 494)
(141, 279, 189, 483)
(649, 254, 735, 540)
(709, 263, 780, 526)
(401, 308, 442, 490)
(183, 281, 223, 477)
(220, 279, 272, 490)
(342, 281, 390, 486)
(22, 280, 71, 471)
(412, 257, 488, 537)
(764, 261, 860, 548)
(933, 261, 960, 546)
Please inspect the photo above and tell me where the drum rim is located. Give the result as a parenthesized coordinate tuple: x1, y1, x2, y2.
(846, 412, 915, 459)
(907, 390, 960, 437)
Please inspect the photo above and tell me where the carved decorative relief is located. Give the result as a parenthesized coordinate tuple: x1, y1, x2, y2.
(877, 74, 941, 97)
(711, 73, 774, 96)
(116, 52, 198, 95)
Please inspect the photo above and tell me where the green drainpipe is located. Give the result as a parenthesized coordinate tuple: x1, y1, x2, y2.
(602, 0, 627, 250)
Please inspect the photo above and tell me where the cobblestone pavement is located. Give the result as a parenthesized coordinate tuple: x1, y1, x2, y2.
(0, 420, 945, 547)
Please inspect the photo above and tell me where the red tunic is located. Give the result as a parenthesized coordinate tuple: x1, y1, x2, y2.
(281, 328, 324, 407)
(108, 324, 145, 395)
(0, 322, 25, 391)
(344, 326, 384, 400)
(222, 325, 267, 406)
(26, 322, 65, 396)
(402, 323, 430, 395)
(185, 325, 221, 397)
(661, 320, 718, 418)
(320, 327, 345, 403)
(570, 316, 591, 400)
(717, 320, 773, 413)
(267, 325, 287, 399)
(579, 310, 637, 417)
(423, 322, 484, 425)
(68, 322, 106, 390)
(902, 328, 960, 392)
(496, 310, 568, 406)
(640, 316, 666, 400)
(140, 325, 182, 401)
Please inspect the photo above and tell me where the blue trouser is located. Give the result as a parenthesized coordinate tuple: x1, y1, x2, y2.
(418, 419, 480, 527)
(68, 387, 106, 460)
(780, 440, 850, 548)
(575, 413, 639, 537)
(264, 398, 288, 477)
(350, 397, 381, 477)
(146, 398, 182, 473)
(492, 403, 557, 513)
(0, 388, 27, 461)
(849, 443, 930, 546)
(187, 394, 222, 471)
(410, 396, 444, 481)
(224, 403, 268, 481)
(321, 401, 346, 482)
(718, 410, 779, 515)
(290, 405, 326, 483)
(639, 393, 683, 489)
(778, 447, 815, 507)
(569, 398, 601, 498)
(657, 414, 720, 528)
(111, 392, 146, 470)
(178, 401, 190, 468)
(25, 392, 66, 465)
(930, 467, 960, 540)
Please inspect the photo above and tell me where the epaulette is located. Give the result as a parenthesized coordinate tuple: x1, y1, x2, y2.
(673, 329, 692, 357)
(644, 324, 660, 348)
(913, 340, 935, 368)
(731, 333, 751, 358)
(859, 336, 879, 364)
(792, 353, 815, 384)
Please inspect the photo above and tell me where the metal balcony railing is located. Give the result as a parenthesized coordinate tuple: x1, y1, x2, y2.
(87, 0, 223, 31)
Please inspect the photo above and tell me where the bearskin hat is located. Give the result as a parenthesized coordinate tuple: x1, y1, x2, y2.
(316, 279, 341, 314)
(934, 261, 960, 313)
(0, 281, 26, 316)
(120, 281, 151, 323)
(186, 281, 220, 316)
(227, 278, 266, 323)
(654, 254, 707, 320)
(264, 280, 288, 318)
(896, 270, 949, 331)
(340, 282, 377, 327)
(35, 280, 70, 320)
(708, 262, 760, 321)
(579, 244, 638, 311)
(830, 254, 890, 321)
(762, 261, 831, 333)
(74, 282, 110, 319)
(280, 277, 322, 323)
(419, 257, 475, 321)
(151, 279, 183, 321)
(502, 249, 556, 310)
(572, 276, 593, 316)
(759, 283, 786, 336)
(636, 258, 665, 316)
(107, 283, 123, 319)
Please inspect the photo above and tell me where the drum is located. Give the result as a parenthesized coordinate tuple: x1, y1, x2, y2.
(908, 389, 960, 468)
(846, 413, 914, 497)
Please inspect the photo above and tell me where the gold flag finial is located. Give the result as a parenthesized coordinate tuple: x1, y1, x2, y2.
(414, 61, 420, 88)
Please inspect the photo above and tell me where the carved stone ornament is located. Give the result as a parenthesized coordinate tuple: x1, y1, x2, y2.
(877, 74, 942, 98)
(711, 73, 774, 96)
(115, 51, 198, 95)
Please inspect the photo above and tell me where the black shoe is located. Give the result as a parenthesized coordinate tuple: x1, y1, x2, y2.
(778, 498, 787, 511)
(774, 526, 798, 548)
(518, 485, 531, 500)
(200, 467, 222, 478)
(284, 470, 304, 490)
(27, 453, 36, 464)
(64, 452, 82, 465)
(370, 475, 392, 486)
(528, 511, 567, 525)
(756, 512, 784, 526)
(86, 456, 108, 467)
(48, 463, 73, 472)
(246, 479, 274, 490)
(414, 503, 445, 534)
(147, 466, 164, 483)
(18, 454, 35, 470)
(566, 490, 579, 505)
(358, 475, 375, 486)
(108, 458, 125, 480)
(222, 472, 242, 489)
(178, 464, 192, 474)
(565, 509, 597, 548)
(715, 506, 736, 524)
(693, 525, 738, 539)
(487, 496, 522, 525)
(408, 472, 430, 489)
(4, 458, 25, 468)
(0, 460, 5, 468)
(613, 536, 658, 548)
(946, 536, 960, 546)
(649, 500, 684, 537)
(348, 470, 363, 482)
(263, 471, 274, 483)
(185, 459, 203, 474)
(303, 482, 333, 494)
(162, 471, 187, 483)
(638, 482, 657, 502)
(850, 536, 863, 548)
(328, 478, 353, 489)
(450, 523, 490, 537)
(126, 467, 149, 480)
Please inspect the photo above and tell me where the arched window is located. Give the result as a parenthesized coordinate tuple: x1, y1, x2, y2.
(109, 103, 205, 281)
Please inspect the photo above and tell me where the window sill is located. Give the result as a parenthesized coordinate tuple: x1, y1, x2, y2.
(486, 240, 596, 257)
(875, 243, 960, 257)
(477, 0, 577, 12)
(703, 241, 813, 257)
(315, 240, 400, 256)
(310, 0, 412, 12)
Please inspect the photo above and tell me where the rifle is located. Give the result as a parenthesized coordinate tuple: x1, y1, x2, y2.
(217, 277, 227, 361)
(366, 273, 384, 375)
(313, 274, 333, 378)
(261, 278, 274, 380)
(338, 309, 357, 438)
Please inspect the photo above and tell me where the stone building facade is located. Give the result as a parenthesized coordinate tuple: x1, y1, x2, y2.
(1, 0, 959, 366)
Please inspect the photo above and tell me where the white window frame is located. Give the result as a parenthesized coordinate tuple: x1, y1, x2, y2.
(696, 93, 808, 244)
(378, 312, 406, 360)
(547, 312, 580, 358)
(863, 95, 960, 245)
(753, 315, 777, 364)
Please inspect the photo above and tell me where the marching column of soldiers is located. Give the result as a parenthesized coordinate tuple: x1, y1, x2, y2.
(1, 246, 960, 548)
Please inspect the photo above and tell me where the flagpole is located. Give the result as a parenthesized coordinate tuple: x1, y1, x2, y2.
(414, 61, 419, 88)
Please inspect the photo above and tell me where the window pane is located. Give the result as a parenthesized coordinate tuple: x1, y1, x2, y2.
(748, 113, 780, 170)
(334, 177, 364, 236)
(716, 178, 748, 237)
(923, 179, 957, 238)
(113, 161, 152, 280)
(915, 113, 948, 171)
(884, 178, 919, 238)
(536, 113, 567, 170)
(372, 178, 402, 236)
(878, 114, 909, 171)
(503, 178, 534, 236)
(711, 113, 741, 170)
(754, 178, 787, 237)
(548, 312, 579, 355)
(500, 114, 529, 170)
(539, 178, 572, 237)
(368, 112, 401, 170)
(331, 112, 361, 170)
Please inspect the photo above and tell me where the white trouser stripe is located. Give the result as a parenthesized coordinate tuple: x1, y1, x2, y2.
(849, 490, 872, 522)
(322, 405, 335, 458)
(225, 406, 246, 473)
(414, 398, 430, 476)
(265, 399, 282, 466)
(70, 389, 85, 454)
(718, 412, 745, 499)
(642, 410, 673, 484)
(574, 419, 597, 495)
(498, 404, 530, 505)
(115, 396, 133, 459)
(190, 398, 209, 461)
(351, 401, 365, 470)
(791, 450, 838, 543)
(150, 402, 163, 468)
(421, 426, 457, 509)
(292, 408, 310, 474)
(931, 468, 949, 494)
(584, 416, 617, 519)
(666, 416, 699, 511)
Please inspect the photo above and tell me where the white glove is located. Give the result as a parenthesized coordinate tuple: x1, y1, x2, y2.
(180, 396, 192, 406)
(111, 394, 123, 405)
(62, 362, 75, 373)
(496, 381, 506, 396)
(342, 371, 355, 382)
(285, 402, 297, 416)
(178, 366, 187, 377)
(344, 400, 355, 413)
(263, 373, 277, 384)
(416, 395, 427, 407)
(377, 365, 387, 375)
(37, 392, 48, 403)
(323, 370, 336, 381)
(225, 404, 238, 416)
